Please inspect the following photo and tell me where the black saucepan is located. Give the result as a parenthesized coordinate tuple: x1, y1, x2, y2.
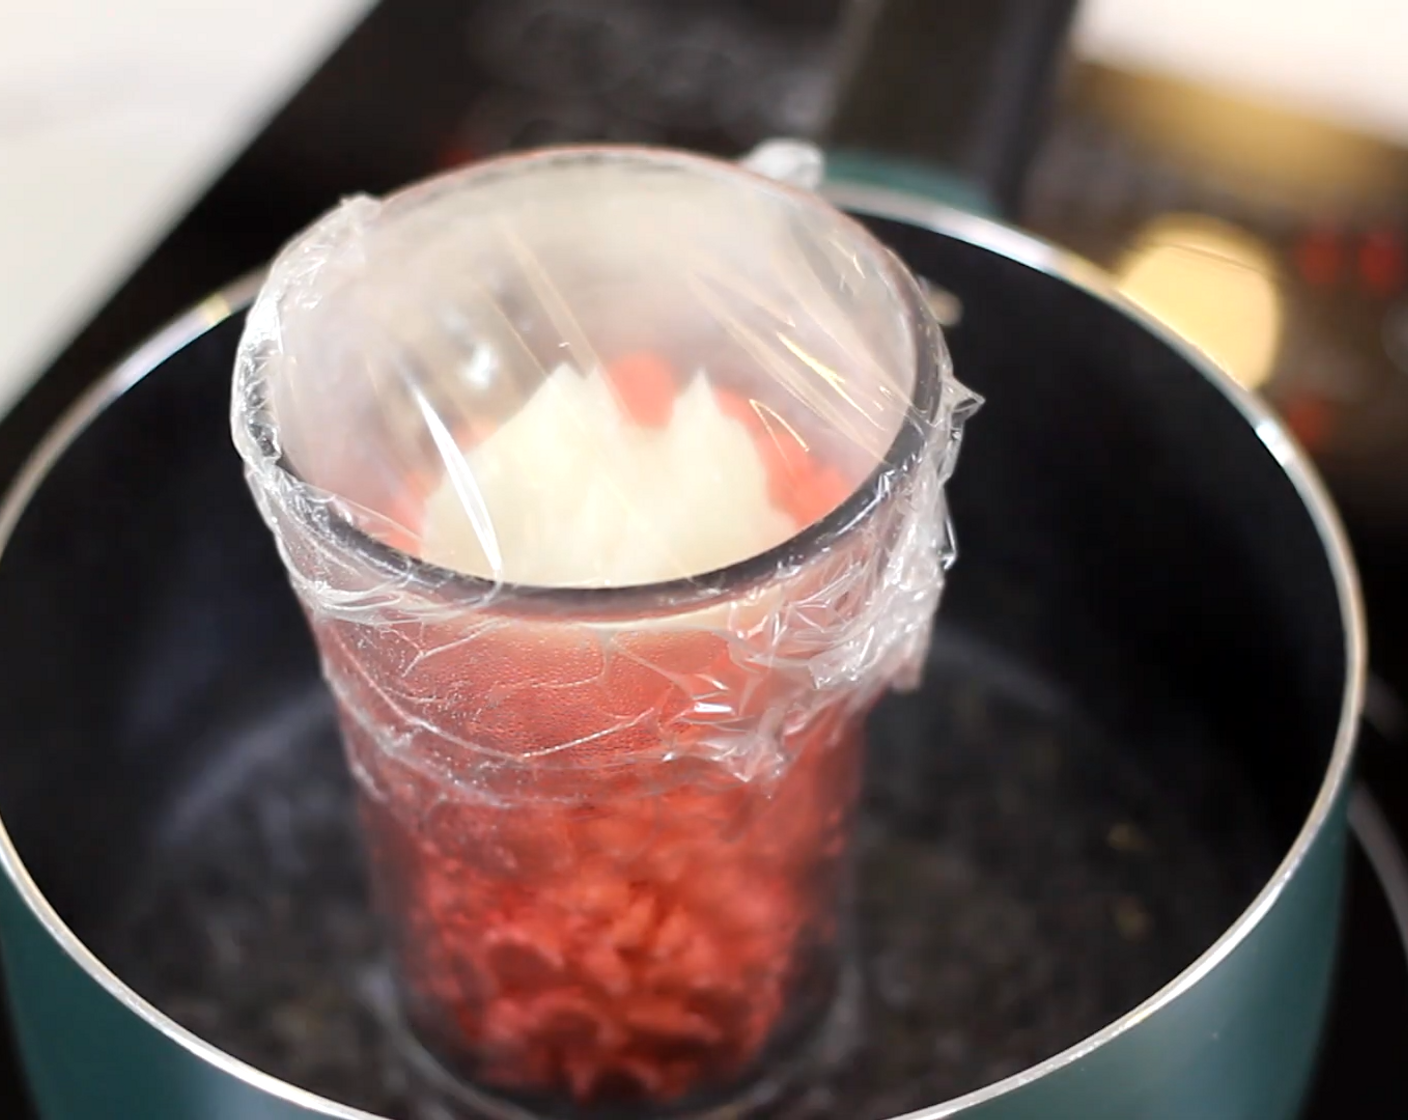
(0, 184, 1363, 1119)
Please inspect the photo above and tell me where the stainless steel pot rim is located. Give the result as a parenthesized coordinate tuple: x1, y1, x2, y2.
(0, 189, 1367, 1120)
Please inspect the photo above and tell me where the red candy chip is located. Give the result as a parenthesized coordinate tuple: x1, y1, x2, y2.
(711, 385, 857, 528)
(606, 352, 678, 427)
(796, 465, 854, 526)
(711, 385, 761, 431)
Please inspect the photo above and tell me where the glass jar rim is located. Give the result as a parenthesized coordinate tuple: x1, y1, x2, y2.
(244, 144, 947, 622)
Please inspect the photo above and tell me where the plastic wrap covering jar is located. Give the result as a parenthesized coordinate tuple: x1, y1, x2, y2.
(232, 145, 977, 1118)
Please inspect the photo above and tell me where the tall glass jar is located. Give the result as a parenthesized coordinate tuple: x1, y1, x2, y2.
(233, 146, 973, 1117)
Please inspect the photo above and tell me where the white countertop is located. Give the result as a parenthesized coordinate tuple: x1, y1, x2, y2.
(3, 0, 1406, 421)
(0, 0, 371, 419)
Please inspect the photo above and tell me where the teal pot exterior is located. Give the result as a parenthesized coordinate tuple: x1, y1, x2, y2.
(0, 868, 331, 1120)
(0, 195, 1364, 1120)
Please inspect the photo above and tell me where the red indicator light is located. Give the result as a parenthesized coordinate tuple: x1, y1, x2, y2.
(1359, 228, 1405, 297)
(1295, 228, 1342, 288)
(1280, 393, 1334, 454)
(437, 141, 479, 171)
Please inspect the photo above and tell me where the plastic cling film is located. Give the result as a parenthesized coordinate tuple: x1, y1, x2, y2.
(232, 144, 977, 1113)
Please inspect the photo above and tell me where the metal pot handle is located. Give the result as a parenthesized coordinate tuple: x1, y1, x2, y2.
(822, 0, 1079, 217)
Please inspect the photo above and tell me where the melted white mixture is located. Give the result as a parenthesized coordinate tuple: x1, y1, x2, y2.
(419, 366, 794, 587)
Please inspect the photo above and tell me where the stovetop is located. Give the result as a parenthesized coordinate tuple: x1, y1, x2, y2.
(2, 2, 1407, 1114)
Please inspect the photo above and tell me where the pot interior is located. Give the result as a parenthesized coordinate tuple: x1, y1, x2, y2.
(0, 218, 1350, 1117)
